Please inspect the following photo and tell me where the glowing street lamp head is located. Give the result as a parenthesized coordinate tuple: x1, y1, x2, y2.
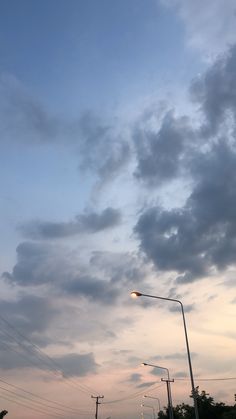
(141, 362, 147, 366)
(130, 291, 142, 298)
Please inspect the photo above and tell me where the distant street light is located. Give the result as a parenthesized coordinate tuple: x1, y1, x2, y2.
(141, 403, 155, 419)
(142, 363, 173, 419)
(143, 395, 161, 412)
(131, 291, 199, 419)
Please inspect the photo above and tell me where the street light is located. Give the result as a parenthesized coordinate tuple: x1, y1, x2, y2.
(131, 291, 199, 419)
(141, 404, 155, 419)
(142, 362, 171, 381)
(142, 363, 173, 419)
(143, 395, 161, 412)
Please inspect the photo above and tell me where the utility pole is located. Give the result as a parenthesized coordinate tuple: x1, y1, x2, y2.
(161, 378, 174, 419)
(91, 395, 104, 419)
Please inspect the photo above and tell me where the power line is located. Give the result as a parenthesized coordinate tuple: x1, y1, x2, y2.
(0, 393, 67, 418)
(0, 377, 89, 413)
(0, 328, 93, 395)
(102, 383, 165, 404)
(0, 326, 63, 376)
(0, 315, 99, 396)
(0, 336, 94, 405)
(0, 378, 91, 415)
(174, 377, 236, 382)
(0, 315, 98, 395)
(0, 384, 65, 416)
(0, 339, 52, 372)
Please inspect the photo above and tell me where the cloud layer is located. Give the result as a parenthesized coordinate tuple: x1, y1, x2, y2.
(135, 46, 236, 283)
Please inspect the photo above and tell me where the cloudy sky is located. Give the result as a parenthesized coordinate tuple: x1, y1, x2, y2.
(1, 1, 236, 418)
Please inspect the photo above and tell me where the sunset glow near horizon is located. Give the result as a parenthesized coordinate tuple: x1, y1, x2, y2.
(0, 1, 236, 418)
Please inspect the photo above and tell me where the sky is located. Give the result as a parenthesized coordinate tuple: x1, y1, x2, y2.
(0, 1, 236, 418)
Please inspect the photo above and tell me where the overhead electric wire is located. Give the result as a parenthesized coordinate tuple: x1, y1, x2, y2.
(102, 383, 165, 404)
(0, 315, 98, 395)
(174, 376, 236, 382)
(0, 327, 90, 395)
(0, 339, 52, 372)
(0, 326, 62, 376)
(0, 314, 99, 395)
(102, 376, 236, 407)
(0, 377, 90, 414)
(0, 382, 91, 416)
(0, 385, 67, 417)
(0, 328, 65, 380)
(0, 393, 67, 418)
(0, 337, 92, 403)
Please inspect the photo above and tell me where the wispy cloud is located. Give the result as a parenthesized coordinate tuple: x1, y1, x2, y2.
(19, 207, 122, 239)
(162, 0, 236, 57)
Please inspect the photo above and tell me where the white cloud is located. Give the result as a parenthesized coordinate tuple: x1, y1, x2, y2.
(162, 0, 236, 59)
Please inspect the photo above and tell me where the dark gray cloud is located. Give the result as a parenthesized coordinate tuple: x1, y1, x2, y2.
(20, 207, 122, 240)
(2, 242, 72, 286)
(0, 294, 60, 370)
(133, 110, 194, 186)
(0, 291, 125, 371)
(128, 373, 142, 383)
(190, 45, 236, 137)
(0, 342, 40, 371)
(0, 346, 97, 375)
(136, 381, 156, 388)
(135, 205, 206, 281)
(89, 251, 148, 287)
(135, 41, 236, 284)
(0, 294, 73, 371)
(0, 294, 58, 339)
(63, 275, 120, 304)
(2, 243, 135, 305)
(0, 325, 97, 375)
(174, 371, 188, 378)
(150, 368, 165, 377)
(133, 44, 236, 189)
(54, 352, 98, 377)
(135, 138, 236, 282)
(150, 368, 188, 379)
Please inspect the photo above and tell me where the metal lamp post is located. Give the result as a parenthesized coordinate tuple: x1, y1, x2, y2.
(142, 364, 173, 419)
(131, 291, 199, 419)
(143, 395, 161, 413)
(141, 404, 156, 419)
